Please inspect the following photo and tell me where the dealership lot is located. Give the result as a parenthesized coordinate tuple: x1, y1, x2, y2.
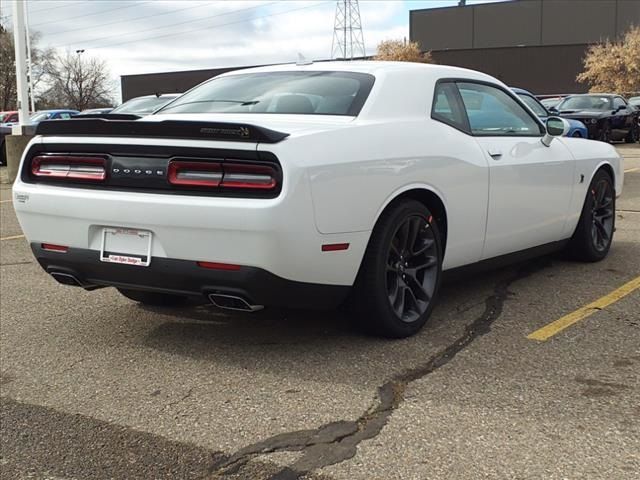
(0, 145, 638, 479)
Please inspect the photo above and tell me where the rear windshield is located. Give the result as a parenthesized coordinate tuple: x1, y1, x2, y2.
(156, 71, 375, 116)
(112, 96, 177, 115)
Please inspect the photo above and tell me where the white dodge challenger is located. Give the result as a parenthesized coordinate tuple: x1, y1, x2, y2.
(13, 62, 623, 337)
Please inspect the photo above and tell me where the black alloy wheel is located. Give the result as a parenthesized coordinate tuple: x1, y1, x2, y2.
(568, 169, 615, 262)
(352, 199, 443, 338)
(385, 215, 438, 323)
(589, 177, 615, 253)
(625, 124, 639, 143)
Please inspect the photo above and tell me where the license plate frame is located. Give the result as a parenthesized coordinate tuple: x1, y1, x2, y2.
(100, 227, 152, 267)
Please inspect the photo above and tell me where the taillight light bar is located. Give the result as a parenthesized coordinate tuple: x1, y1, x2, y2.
(168, 160, 278, 190)
(31, 155, 107, 182)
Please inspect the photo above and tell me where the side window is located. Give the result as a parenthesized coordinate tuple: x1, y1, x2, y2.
(458, 82, 544, 136)
(613, 97, 626, 110)
(59, 112, 71, 119)
(431, 82, 468, 132)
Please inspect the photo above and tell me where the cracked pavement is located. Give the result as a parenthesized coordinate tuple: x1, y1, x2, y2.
(1, 145, 639, 479)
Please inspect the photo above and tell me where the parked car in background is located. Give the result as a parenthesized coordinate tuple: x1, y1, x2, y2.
(13, 62, 623, 338)
(551, 94, 639, 143)
(540, 97, 564, 110)
(0, 111, 21, 126)
(0, 124, 10, 165)
(30, 109, 80, 124)
(76, 107, 114, 116)
(512, 88, 587, 138)
(628, 96, 640, 109)
(110, 94, 181, 116)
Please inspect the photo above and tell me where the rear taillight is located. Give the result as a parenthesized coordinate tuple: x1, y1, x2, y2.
(41, 243, 69, 253)
(31, 155, 107, 182)
(168, 160, 278, 191)
(168, 161, 222, 187)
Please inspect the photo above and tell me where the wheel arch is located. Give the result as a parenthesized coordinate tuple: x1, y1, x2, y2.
(372, 185, 448, 256)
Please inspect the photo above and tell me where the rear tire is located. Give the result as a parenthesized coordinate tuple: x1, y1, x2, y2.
(625, 124, 639, 144)
(567, 169, 615, 262)
(117, 288, 187, 306)
(572, 131, 582, 138)
(352, 199, 443, 338)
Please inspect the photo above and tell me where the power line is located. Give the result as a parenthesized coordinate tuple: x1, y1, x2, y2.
(31, 1, 152, 27)
(86, 1, 330, 51)
(49, 1, 280, 48)
(29, 1, 87, 15)
(47, 1, 219, 37)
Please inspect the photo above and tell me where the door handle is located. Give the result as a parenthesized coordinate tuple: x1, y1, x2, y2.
(488, 149, 502, 159)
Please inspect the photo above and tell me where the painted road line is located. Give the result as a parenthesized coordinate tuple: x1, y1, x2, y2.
(0, 234, 25, 241)
(624, 167, 640, 173)
(527, 276, 640, 341)
(0, 199, 13, 204)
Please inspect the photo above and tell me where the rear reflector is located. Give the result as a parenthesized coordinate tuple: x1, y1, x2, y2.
(168, 160, 278, 190)
(31, 155, 106, 181)
(322, 243, 350, 252)
(197, 261, 242, 271)
(42, 243, 69, 253)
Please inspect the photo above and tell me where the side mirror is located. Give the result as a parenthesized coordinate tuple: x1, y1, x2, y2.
(541, 116, 570, 146)
(549, 106, 558, 113)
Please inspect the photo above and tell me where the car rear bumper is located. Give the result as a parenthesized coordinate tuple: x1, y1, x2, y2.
(32, 244, 350, 309)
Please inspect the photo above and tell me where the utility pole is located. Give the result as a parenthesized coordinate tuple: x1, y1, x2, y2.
(23, 0, 35, 113)
(331, 0, 365, 60)
(12, 0, 31, 130)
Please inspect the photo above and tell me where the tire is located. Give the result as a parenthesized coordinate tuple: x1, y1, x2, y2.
(598, 123, 611, 143)
(352, 199, 443, 338)
(625, 124, 639, 144)
(117, 288, 187, 306)
(567, 169, 615, 262)
(572, 131, 582, 138)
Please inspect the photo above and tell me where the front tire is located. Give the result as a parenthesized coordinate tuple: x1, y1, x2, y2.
(625, 124, 639, 144)
(117, 288, 188, 306)
(598, 123, 611, 143)
(568, 169, 615, 262)
(352, 200, 443, 338)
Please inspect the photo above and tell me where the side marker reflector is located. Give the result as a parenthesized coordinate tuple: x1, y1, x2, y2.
(197, 261, 242, 271)
(322, 243, 350, 252)
(42, 243, 69, 253)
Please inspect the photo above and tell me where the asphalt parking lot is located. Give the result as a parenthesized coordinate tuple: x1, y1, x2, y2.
(1, 145, 639, 480)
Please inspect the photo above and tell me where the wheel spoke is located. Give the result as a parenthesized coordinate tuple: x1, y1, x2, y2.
(412, 238, 435, 256)
(594, 219, 609, 241)
(406, 273, 431, 302)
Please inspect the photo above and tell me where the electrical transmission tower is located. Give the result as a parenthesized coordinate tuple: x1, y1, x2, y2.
(331, 0, 365, 60)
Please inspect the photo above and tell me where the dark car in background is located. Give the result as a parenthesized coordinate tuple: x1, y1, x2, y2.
(110, 93, 181, 116)
(512, 88, 587, 138)
(551, 94, 639, 143)
(29, 109, 80, 124)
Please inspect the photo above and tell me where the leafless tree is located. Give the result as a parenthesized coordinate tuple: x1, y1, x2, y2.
(41, 50, 114, 110)
(1, 24, 55, 111)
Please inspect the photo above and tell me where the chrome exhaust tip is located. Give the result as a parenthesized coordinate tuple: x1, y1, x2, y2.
(208, 293, 264, 312)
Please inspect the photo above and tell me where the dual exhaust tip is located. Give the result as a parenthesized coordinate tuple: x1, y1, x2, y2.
(208, 293, 264, 312)
(48, 271, 263, 313)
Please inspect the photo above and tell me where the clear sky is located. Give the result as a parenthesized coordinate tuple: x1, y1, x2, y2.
(1, 0, 506, 99)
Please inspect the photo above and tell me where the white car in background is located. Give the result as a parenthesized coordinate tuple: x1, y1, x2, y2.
(12, 62, 623, 337)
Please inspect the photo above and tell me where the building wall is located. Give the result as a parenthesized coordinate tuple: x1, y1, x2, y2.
(411, 0, 640, 94)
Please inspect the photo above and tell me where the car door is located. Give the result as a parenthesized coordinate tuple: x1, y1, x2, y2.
(456, 81, 576, 260)
(611, 97, 632, 138)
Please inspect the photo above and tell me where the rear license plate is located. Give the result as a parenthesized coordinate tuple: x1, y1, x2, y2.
(100, 228, 152, 267)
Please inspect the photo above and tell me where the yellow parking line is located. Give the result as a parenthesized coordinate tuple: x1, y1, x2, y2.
(0, 199, 12, 204)
(0, 234, 25, 241)
(625, 167, 640, 173)
(527, 276, 640, 341)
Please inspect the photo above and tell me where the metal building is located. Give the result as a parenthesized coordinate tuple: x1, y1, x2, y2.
(410, 0, 640, 94)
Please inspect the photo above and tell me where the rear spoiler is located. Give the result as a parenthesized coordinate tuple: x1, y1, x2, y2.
(35, 117, 290, 144)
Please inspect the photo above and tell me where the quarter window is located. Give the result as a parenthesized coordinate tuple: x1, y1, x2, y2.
(431, 82, 468, 132)
(458, 82, 543, 136)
